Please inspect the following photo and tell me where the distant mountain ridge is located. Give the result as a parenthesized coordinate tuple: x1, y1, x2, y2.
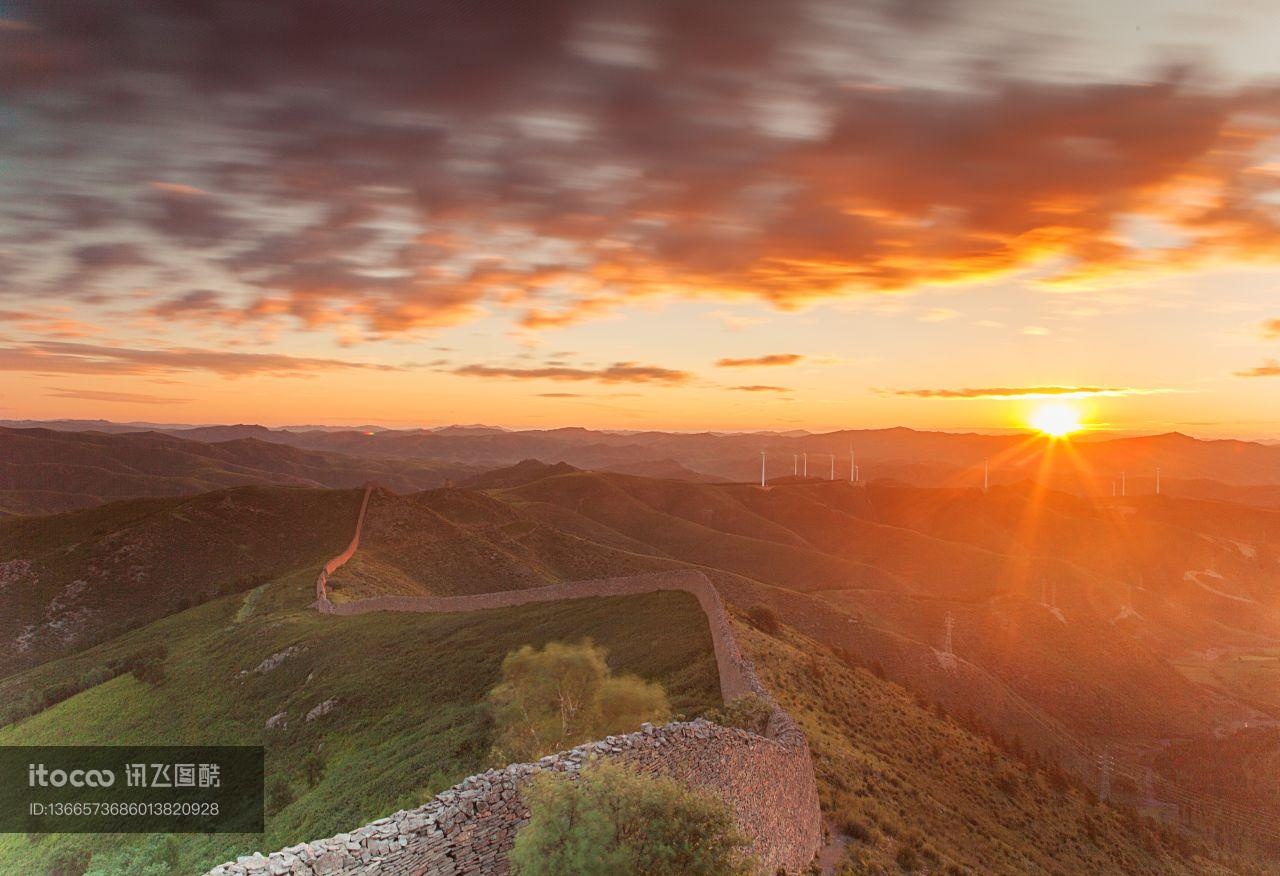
(5, 421, 1280, 512)
(0, 427, 479, 515)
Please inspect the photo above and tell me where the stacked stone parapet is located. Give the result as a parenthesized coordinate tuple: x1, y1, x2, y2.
(208, 714, 816, 876)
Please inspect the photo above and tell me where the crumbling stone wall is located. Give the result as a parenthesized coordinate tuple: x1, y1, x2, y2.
(211, 490, 821, 876)
(310, 484, 374, 611)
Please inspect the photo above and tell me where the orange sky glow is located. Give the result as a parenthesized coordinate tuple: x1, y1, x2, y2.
(1, 1, 1278, 438)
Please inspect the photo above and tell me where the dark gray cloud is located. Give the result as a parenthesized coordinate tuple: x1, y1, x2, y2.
(148, 289, 227, 318)
(3, 1, 1280, 338)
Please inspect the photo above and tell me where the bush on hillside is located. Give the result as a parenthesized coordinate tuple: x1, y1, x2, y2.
(488, 640, 670, 762)
(509, 761, 751, 876)
(45, 849, 90, 876)
(265, 777, 295, 816)
(303, 751, 326, 788)
(106, 645, 170, 687)
(744, 605, 780, 636)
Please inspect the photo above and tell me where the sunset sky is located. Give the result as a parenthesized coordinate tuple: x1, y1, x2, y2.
(2, 0, 1279, 436)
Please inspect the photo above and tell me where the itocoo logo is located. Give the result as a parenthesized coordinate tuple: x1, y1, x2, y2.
(27, 763, 116, 788)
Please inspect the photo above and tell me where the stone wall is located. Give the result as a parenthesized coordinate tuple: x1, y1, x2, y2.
(210, 490, 822, 876)
(310, 484, 374, 612)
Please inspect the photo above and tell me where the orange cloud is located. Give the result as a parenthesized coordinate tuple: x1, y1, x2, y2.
(452, 362, 690, 385)
(715, 353, 804, 368)
(889, 385, 1176, 399)
(44, 387, 193, 405)
(729, 385, 791, 392)
(1235, 359, 1280, 378)
(0, 342, 399, 378)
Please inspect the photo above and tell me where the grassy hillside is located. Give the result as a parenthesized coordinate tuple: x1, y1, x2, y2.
(0, 486, 367, 678)
(0, 427, 479, 516)
(325, 487, 676, 600)
(735, 616, 1261, 874)
(0, 582, 720, 875)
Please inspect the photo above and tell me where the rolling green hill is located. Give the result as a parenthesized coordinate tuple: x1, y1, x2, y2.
(0, 486, 370, 678)
(0, 578, 720, 875)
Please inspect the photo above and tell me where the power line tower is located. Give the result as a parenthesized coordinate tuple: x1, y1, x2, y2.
(935, 612, 957, 672)
(1098, 748, 1115, 803)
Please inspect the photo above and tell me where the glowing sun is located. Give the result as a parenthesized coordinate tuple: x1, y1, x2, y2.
(1029, 402, 1082, 438)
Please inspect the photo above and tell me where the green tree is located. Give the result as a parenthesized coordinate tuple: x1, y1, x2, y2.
(509, 762, 751, 876)
(303, 751, 326, 788)
(488, 640, 670, 761)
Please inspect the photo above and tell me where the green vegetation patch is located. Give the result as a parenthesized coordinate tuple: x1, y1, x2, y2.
(0, 587, 720, 875)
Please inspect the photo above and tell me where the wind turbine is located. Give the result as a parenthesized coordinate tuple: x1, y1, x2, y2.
(983, 457, 989, 492)
(760, 450, 766, 487)
(849, 447, 856, 482)
(829, 453, 834, 480)
(803, 451, 808, 478)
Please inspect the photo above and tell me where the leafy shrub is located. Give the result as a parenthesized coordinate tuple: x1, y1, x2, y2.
(745, 605, 780, 636)
(993, 769, 1020, 798)
(119, 646, 168, 686)
(41, 682, 80, 709)
(488, 640, 670, 761)
(46, 849, 90, 876)
(78, 666, 112, 688)
(837, 809, 874, 843)
(265, 777, 295, 816)
(510, 761, 751, 875)
(895, 841, 920, 871)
